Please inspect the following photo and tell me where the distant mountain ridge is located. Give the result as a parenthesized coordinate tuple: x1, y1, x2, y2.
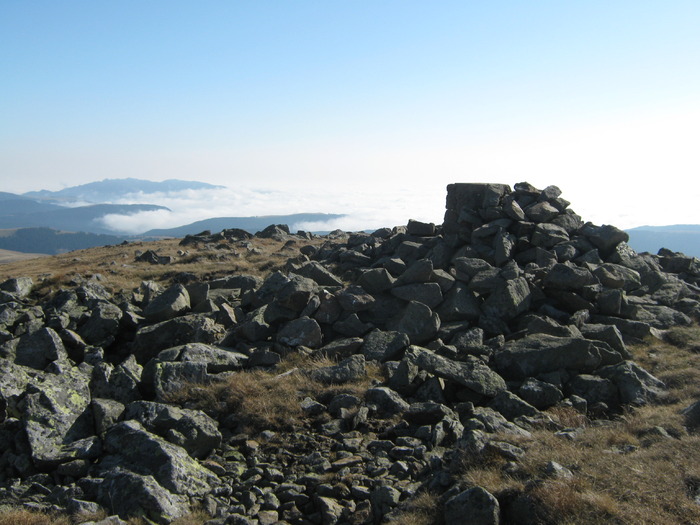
(626, 225, 700, 258)
(144, 213, 346, 237)
(23, 177, 224, 204)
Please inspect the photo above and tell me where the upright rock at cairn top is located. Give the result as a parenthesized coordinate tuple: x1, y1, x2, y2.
(443, 183, 511, 235)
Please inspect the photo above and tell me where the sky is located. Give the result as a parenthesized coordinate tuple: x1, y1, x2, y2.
(2, 1, 700, 233)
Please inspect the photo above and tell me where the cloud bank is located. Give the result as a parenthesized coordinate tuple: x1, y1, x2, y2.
(95, 184, 447, 235)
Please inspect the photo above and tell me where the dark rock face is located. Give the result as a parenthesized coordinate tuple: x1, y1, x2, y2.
(0, 181, 698, 524)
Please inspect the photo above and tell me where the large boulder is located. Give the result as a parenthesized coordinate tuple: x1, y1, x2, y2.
(444, 486, 500, 525)
(133, 314, 225, 363)
(95, 469, 190, 524)
(14, 327, 68, 370)
(494, 334, 607, 380)
(122, 401, 222, 459)
(101, 420, 219, 496)
(142, 284, 191, 323)
(23, 366, 97, 468)
(409, 346, 506, 398)
(388, 301, 440, 345)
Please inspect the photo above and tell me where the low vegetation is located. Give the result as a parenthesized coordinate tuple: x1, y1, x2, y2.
(0, 235, 333, 299)
(444, 326, 700, 525)
(166, 353, 383, 433)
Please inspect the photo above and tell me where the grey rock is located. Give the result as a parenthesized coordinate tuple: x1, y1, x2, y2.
(317, 337, 364, 359)
(235, 306, 273, 342)
(14, 327, 67, 370)
(361, 329, 409, 362)
(518, 378, 563, 409)
(292, 261, 344, 287)
(0, 277, 33, 298)
(436, 282, 482, 322)
(311, 355, 366, 385)
(277, 316, 323, 348)
(365, 386, 409, 417)
(79, 300, 123, 347)
(495, 335, 603, 380)
(682, 400, 700, 431)
(134, 314, 224, 363)
(96, 469, 190, 524)
(92, 398, 126, 437)
(488, 390, 540, 421)
(143, 284, 190, 323)
(274, 274, 318, 312)
(391, 282, 443, 309)
(581, 223, 630, 256)
(395, 259, 434, 285)
(525, 201, 560, 222)
(410, 346, 506, 397)
(336, 286, 375, 313)
(333, 313, 374, 337)
(543, 263, 598, 290)
(482, 277, 531, 320)
(123, 401, 222, 459)
(23, 366, 95, 468)
(454, 257, 495, 281)
(580, 324, 630, 358)
(406, 219, 436, 236)
(531, 223, 569, 248)
(597, 360, 665, 405)
(91, 357, 142, 404)
(102, 420, 219, 495)
(371, 485, 402, 522)
(358, 268, 395, 294)
(444, 486, 500, 525)
(566, 374, 618, 407)
(175, 342, 248, 372)
(388, 301, 440, 345)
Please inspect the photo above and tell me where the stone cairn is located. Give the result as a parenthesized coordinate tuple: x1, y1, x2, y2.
(0, 182, 699, 524)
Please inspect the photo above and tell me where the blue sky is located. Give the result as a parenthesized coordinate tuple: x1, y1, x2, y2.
(2, 1, 699, 230)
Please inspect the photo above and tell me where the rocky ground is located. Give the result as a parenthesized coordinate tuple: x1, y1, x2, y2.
(1, 182, 699, 525)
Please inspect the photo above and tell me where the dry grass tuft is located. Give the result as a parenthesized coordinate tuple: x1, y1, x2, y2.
(385, 491, 440, 525)
(166, 353, 380, 433)
(0, 508, 70, 525)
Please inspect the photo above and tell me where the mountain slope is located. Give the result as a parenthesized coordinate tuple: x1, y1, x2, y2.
(0, 227, 126, 255)
(0, 203, 169, 235)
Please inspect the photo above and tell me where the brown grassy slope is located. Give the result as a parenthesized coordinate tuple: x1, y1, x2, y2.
(0, 235, 332, 298)
(0, 248, 49, 264)
(449, 325, 700, 525)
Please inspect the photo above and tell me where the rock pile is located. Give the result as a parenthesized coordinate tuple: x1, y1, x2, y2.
(0, 182, 699, 524)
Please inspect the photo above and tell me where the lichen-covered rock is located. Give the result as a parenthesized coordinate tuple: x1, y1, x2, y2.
(123, 401, 222, 459)
(23, 366, 95, 468)
(102, 420, 219, 496)
(95, 469, 190, 524)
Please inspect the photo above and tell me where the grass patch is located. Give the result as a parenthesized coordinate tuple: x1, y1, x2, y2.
(455, 324, 700, 525)
(0, 235, 336, 298)
(165, 354, 381, 433)
(385, 491, 440, 525)
(0, 509, 70, 525)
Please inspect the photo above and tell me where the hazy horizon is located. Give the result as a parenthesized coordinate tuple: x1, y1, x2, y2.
(2, 2, 699, 231)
